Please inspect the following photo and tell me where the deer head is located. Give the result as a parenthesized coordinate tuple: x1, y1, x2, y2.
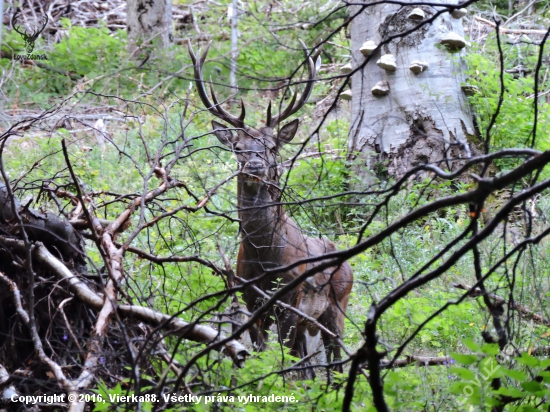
(188, 41, 320, 184)
(11, 9, 48, 54)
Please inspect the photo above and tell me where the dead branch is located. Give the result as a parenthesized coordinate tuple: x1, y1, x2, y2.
(0, 236, 248, 363)
(381, 355, 452, 368)
(379, 347, 550, 370)
(453, 283, 550, 327)
(474, 16, 549, 35)
(0, 272, 79, 402)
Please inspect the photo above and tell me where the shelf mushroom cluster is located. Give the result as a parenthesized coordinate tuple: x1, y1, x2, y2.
(339, 6, 470, 100)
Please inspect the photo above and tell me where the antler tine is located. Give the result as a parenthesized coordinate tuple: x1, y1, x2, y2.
(208, 77, 245, 128)
(273, 91, 297, 125)
(266, 101, 272, 128)
(313, 45, 323, 69)
(188, 41, 245, 128)
(188, 41, 220, 116)
(267, 39, 316, 128)
(238, 98, 246, 124)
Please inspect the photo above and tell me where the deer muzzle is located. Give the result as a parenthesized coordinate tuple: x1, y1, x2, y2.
(243, 160, 265, 177)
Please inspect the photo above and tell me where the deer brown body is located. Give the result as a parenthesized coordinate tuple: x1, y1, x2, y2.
(189, 41, 353, 371)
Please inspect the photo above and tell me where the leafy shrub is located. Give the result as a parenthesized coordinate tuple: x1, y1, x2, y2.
(465, 36, 550, 172)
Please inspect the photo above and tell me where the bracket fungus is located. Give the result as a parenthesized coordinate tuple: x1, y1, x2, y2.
(451, 8, 468, 18)
(340, 63, 352, 74)
(377, 54, 397, 71)
(461, 84, 479, 96)
(440, 33, 467, 49)
(371, 81, 390, 96)
(360, 40, 378, 56)
(409, 60, 429, 74)
(408, 8, 425, 20)
(340, 90, 353, 100)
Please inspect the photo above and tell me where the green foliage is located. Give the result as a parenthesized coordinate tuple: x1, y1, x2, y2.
(283, 119, 353, 233)
(3, 2, 550, 410)
(1, 22, 128, 103)
(1, 0, 348, 108)
(465, 36, 550, 172)
(52, 19, 125, 77)
(207, 0, 347, 83)
(447, 348, 550, 410)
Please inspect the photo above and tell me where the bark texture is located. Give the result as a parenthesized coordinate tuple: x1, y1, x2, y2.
(127, 0, 173, 55)
(349, 0, 476, 180)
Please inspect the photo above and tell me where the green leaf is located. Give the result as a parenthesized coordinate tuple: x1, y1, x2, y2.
(449, 366, 476, 380)
(450, 382, 480, 397)
(451, 353, 478, 365)
(141, 402, 153, 412)
(538, 371, 550, 382)
(495, 386, 525, 398)
(479, 357, 502, 380)
(517, 406, 541, 412)
(501, 368, 527, 381)
(462, 338, 480, 352)
(516, 352, 540, 367)
(521, 380, 543, 393)
(481, 343, 500, 356)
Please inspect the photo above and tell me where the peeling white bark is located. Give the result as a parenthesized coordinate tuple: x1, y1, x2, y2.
(349, 1, 476, 179)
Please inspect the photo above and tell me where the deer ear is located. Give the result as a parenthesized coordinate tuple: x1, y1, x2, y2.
(277, 119, 299, 146)
(212, 121, 234, 146)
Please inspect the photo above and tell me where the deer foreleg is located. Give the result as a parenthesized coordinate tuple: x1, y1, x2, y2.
(319, 295, 349, 373)
(277, 310, 298, 353)
(247, 310, 273, 351)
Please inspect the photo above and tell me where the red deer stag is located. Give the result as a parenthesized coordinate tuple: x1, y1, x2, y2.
(188, 41, 353, 372)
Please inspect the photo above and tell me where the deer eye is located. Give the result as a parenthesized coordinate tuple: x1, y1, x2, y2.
(234, 144, 244, 151)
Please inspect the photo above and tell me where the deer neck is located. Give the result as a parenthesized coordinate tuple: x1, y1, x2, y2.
(237, 176, 287, 253)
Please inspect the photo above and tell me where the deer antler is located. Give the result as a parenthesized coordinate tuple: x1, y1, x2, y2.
(188, 41, 246, 128)
(266, 40, 321, 128)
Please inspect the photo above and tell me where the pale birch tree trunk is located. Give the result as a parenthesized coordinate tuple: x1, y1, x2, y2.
(127, 0, 173, 57)
(348, 1, 477, 181)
